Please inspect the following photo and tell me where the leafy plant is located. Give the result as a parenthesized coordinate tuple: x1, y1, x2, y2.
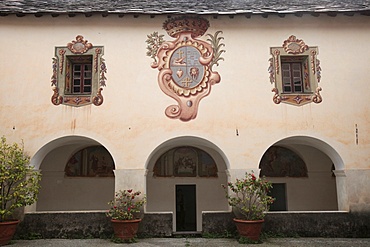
(222, 172, 274, 221)
(111, 236, 137, 243)
(106, 189, 146, 220)
(238, 236, 261, 244)
(0, 136, 41, 222)
(202, 230, 235, 239)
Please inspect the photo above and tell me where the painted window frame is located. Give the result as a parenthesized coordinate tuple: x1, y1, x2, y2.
(51, 35, 107, 107)
(269, 35, 322, 106)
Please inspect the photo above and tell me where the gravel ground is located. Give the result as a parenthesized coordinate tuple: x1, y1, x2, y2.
(9, 238, 370, 247)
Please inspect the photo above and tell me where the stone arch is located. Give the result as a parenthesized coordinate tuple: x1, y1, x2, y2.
(145, 136, 229, 172)
(271, 136, 344, 171)
(260, 135, 347, 211)
(145, 136, 229, 232)
(34, 135, 115, 212)
(30, 135, 116, 170)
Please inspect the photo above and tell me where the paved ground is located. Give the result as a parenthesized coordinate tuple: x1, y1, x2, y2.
(9, 238, 370, 247)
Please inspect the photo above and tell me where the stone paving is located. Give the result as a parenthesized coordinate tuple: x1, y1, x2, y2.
(9, 238, 370, 247)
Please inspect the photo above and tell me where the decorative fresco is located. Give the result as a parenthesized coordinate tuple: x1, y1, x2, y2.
(153, 146, 218, 177)
(269, 35, 322, 106)
(146, 16, 225, 121)
(65, 146, 114, 177)
(173, 147, 197, 177)
(51, 35, 107, 107)
(259, 146, 308, 177)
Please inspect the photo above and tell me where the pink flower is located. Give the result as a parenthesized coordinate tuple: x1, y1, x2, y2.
(251, 174, 256, 181)
(127, 189, 133, 193)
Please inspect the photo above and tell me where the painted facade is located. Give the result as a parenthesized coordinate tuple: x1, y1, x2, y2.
(0, 5, 370, 233)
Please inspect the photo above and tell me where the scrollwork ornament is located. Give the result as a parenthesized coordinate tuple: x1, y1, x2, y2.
(273, 49, 280, 75)
(311, 50, 317, 75)
(95, 48, 101, 73)
(93, 88, 104, 106)
(272, 88, 281, 104)
(51, 57, 57, 86)
(268, 58, 275, 83)
(58, 49, 65, 74)
(67, 35, 93, 54)
(99, 57, 107, 87)
(316, 59, 321, 83)
(283, 35, 308, 54)
(312, 87, 322, 104)
(165, 105, 181, 119)
(51, 87, 63, 105)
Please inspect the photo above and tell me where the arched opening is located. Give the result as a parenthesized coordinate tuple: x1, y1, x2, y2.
(259, 136, 342, 211)
(146, 136, 229, 233)
(35, 136, 115, 211)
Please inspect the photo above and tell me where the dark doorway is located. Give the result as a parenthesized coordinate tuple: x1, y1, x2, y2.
(269, 183, 287, 211)
(176, 185, 196, 232)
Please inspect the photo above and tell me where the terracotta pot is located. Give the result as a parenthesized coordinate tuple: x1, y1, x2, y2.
(233, 218, 264, 241)
(0, 220, 20, 246)
(111, 219, 141, 240)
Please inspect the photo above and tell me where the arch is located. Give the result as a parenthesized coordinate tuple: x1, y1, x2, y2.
(260, 135, 346, 211)
(271, 135, 344, 171)
(145, 136, 230, 172)
(30, 135, 116, 170)
(145, 136, 229, 232)
(34, 135, 115, 212)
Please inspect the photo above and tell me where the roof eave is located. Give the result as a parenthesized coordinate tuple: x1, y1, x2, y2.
(1, 9, 370, 17)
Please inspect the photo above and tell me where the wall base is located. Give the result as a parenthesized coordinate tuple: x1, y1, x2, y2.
(203, 211, 370, 238)
(15, 211, 370, 239)
(15, 212, 172, 239)
(264, 211, 370, 238)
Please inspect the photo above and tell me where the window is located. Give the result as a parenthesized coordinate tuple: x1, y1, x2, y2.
(66, 56, 93, 94)
(153, 146, 218, 177)
(65, 146, 115, 177)
(281, 56, 309, 93)
(269, 35, 322, 106)
(51, 35, 107, 107)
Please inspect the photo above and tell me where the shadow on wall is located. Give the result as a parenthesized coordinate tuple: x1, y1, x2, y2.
(35, 136, 115, 211)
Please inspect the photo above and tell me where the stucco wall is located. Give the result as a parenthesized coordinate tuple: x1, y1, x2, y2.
(37, 145, 114, 211)
(0, 13, 369, 216)
(266, 144, 338, 211)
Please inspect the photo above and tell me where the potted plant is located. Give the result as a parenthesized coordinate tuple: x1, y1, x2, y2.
(106, 189, 146, 241)
(222, 172, 274, 241)
(0, 137, 41, 246)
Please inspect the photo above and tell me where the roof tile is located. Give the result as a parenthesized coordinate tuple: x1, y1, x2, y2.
(0, 0, 369, 15)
